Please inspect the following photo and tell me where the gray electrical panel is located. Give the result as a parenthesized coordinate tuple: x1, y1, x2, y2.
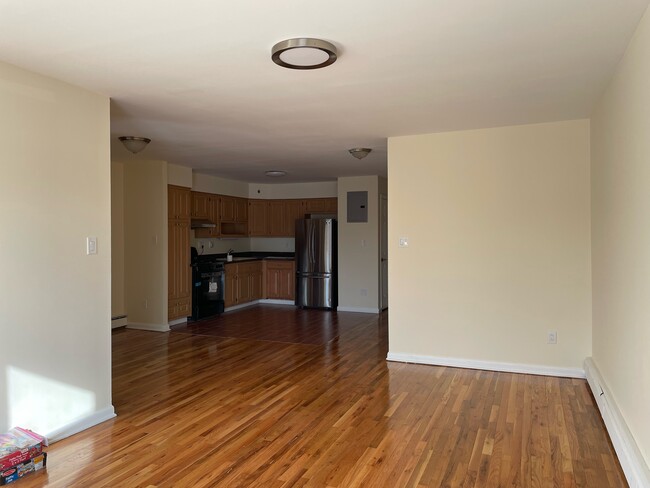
(347, 191, 368, 223)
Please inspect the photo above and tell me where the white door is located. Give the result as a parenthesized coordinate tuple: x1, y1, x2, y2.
(379, 194, 388, 310)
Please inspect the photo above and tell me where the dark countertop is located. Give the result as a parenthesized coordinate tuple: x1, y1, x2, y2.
(194, 251, 294, 265)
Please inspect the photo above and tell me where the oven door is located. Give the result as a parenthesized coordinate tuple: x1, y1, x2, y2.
(192, 269, 225, 320)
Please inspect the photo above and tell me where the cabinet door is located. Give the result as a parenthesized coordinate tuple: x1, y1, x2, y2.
(267, 200, 285, 236)
(248, 200, 268, 236)
(191, 192, 211, 219)
(303, 198, 337, 215)
(265, 261, 295, 299)
(177, 220, 191, 298)
(237, 269, 251, 303)
(168, 220, 179, 300)
(235, 197, 248, 222)
(220, 196, 236, 222)
(283, 199, 304, 237)
(168, 186, 191, 220)
(224, 265, 238, 307)
(253, 262, 264, 300)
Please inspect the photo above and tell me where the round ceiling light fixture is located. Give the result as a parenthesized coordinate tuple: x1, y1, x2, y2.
(119, 136, 151, 154)
(265, 170, 287, 177)
(271, 38, 337, 70)
(348, 148, 372, 160)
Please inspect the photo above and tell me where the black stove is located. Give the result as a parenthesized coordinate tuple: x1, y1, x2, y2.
(191, 248, 225, 321)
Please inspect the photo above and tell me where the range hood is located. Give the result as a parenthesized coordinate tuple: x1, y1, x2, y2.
(191, 218, 216, 229)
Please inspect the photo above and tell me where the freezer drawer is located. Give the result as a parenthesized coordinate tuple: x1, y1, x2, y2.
(296, 274, 335, 309)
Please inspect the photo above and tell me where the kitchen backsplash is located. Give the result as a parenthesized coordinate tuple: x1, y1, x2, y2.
(192, 236, 295, 255)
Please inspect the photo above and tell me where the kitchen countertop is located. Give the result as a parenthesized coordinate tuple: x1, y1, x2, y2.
(194, 251, 294, 265)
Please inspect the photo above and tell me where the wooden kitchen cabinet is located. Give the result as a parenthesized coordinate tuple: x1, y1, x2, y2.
(224, 261, 264, 307)
(267, 200, 286, 236)
(248, 200, 268, 236)
(168, 185, 191, 221)
(303, 197, 337, 215)
(220, 195, 248, 236)
(283, 199, 304, 237)
(168, 186, 192, 321)
(192, 192, 220, 238)
(265, 260, 295, 300)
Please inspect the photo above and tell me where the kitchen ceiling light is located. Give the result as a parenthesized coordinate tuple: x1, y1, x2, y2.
(271, 38, 337, 70)
(119, 136, 151, 154)
(348, 148, 372, 160)
(265, 170, 287, 177)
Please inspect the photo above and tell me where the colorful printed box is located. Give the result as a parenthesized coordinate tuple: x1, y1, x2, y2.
(0, 428, 47, 470)
(0, 453, 47, 485)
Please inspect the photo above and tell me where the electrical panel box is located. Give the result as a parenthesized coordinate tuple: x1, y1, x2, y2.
(347, 191, 368, 223)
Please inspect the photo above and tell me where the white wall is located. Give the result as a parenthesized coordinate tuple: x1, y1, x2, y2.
(591, 5, 650, 471)
(337, 176, 381, 312)
(388, 120, 592, 372)
(123, 160, 169, 330)
(168, 163, 192, 188)
(111, 162, 126, 318)
(192, 172, 248, 197)
(0, 60, 113, 436)
(249, 181, 337, 199)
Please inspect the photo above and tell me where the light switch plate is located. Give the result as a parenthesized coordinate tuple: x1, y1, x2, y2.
(87, 236, 97, 255)
(399, 237, 409, 248)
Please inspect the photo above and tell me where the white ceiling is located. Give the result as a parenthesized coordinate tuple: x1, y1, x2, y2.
(0, 0, 648, 183)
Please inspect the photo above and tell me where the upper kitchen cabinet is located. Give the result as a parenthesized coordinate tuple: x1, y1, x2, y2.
(220, 195, 248, 236)
(248, 199, 268, 237)
(168, 185, 191, 221)
(303, 197, 337, 215)
(192, 192, 220, 238)
(283, 199, 304, 237)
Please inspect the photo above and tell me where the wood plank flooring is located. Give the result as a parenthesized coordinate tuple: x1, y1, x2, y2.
(21, 306, 626, 487)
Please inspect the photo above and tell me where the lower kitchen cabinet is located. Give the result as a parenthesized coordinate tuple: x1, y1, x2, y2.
(224, 261, 264, 307)
(265, 260, 295, 300)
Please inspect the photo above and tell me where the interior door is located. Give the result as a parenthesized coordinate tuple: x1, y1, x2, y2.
(379, 194, 388, 310)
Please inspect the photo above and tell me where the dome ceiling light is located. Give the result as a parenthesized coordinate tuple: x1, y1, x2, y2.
(271, 38, 337, 70)
(265, 170, 287, 177)
(119, 136, 151, 154)
(348, 148, 372, 160)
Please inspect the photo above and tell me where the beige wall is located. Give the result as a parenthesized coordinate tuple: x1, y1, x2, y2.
(168, 163, 192, 188)
(388, 120, 592, 370)
(0, 61, 112, 436)
(111, 162, 126, 318)
(123, 160, 169, 329)
(192, 172, 248, 197)
(337, 176, 381, 312)
(249, 181, 337, 199)
(591, 6, 650, 467)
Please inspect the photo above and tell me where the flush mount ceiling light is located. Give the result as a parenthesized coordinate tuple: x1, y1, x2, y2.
(348, 148, 372, 160)
(119, 136, 151, 154)
(271, 38, 337, 70)
(265, 170, 287, 177)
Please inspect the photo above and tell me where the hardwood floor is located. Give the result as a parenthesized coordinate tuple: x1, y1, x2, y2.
(22, 306, 626, 487)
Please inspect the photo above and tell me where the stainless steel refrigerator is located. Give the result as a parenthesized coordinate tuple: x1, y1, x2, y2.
(295, 218, 337, 309)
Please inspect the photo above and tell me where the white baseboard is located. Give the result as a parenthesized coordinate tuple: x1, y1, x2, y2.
(46, 405, 116, 444)
(111, 316, 127, 329)
(386, 352, 585, 378)
(168, 317, 188, 326)
(337, 306, 380, 314)
(584, 358, 650, 488)
(126, 322, 170, 332)
(259, 299, 294, 305)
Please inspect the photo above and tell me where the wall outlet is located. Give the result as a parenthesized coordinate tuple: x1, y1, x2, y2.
(547, 330, 557, 344)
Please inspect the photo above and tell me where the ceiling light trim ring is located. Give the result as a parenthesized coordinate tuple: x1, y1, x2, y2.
(271, 38, 337, 70)
(119, 136, 151, 154)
